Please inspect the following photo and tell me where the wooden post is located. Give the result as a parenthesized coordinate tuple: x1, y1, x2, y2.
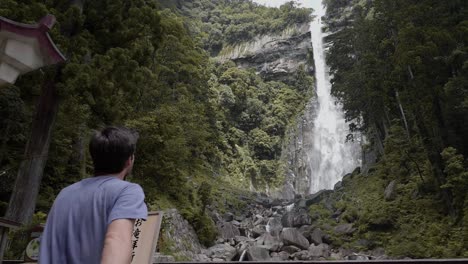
(5, 75, 60, 224)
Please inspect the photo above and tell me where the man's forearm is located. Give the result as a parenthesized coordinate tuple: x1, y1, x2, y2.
(101, 219, 134, 264)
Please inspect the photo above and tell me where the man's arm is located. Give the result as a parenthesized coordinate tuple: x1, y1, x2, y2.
(101, 219, 135, 264)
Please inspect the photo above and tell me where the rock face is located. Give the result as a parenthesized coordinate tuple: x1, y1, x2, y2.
(159, 209, 204, 260)
(217, 23, 313, 83)
(274, 98, 319, 198)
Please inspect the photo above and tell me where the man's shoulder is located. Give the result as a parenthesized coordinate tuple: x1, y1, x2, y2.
(95, 177, 144, 197)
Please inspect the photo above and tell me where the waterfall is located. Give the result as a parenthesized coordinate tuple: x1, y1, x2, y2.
(307, 1, 360, 194)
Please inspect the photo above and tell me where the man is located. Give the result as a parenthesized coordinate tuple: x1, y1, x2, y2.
(39, 127, 147, 264)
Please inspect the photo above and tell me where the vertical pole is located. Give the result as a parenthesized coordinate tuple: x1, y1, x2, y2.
(0, 226, 9, 263)
(5, 75, 60, 224)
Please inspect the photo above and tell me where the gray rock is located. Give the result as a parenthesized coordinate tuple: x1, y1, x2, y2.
(281, 212, 294, 227)
(234, 236, 253, 244)
(195, 254, 210, 262)
(305, 190, 333, 206)
(271, 251, 290, 261)
(308, 243, 330, 258)
(252, 225, 266, 238)
(246, 246, 272, 261)
(281, 209, 312, 227)
(281, 228, 310, 250)
(253, 214, 265, 225)
(256, 233, 283, 252)
(341, 173, 353, 185)
(330, 251, 343, 260)
(160, 209, 204, 260)
(281, 245, 301, 254)
(345, 254, 370, 261)
(280, 183, 296, 200)
(334, 181, 343, 190)
(322, 234, 333, 244)
(206, 243, 237, 261)
(293, 212, 312, 227)
(266, 217, 283, 236)
(221, 23, 313, 84)
(297, 199, 308, 209)
(310, 228, 324, 245)
(223, 212, 234, 222)
(218, 222, 240, 239)
(298, 225, 313, 239)
(334, 223, 355, 235)
(153, 253, 175, 263)
(292, 250, 323, 260)
(384, 180, 397, 201)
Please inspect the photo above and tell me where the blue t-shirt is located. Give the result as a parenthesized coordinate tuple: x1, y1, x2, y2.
(39, 176, 147, 264)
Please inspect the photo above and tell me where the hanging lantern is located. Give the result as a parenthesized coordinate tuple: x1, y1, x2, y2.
(0, 14, 66, 86)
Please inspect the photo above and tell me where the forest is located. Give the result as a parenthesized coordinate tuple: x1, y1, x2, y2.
(318, 0, 468, 257)
(0, 0, 467, 260)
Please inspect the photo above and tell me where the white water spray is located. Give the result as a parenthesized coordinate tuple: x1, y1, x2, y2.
(307, 1, 360, 194)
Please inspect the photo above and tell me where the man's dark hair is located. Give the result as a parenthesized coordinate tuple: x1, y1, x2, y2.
(89, 126, 139, 175)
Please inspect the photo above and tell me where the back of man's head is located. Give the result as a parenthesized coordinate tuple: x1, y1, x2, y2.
(89, 126, 138, 176)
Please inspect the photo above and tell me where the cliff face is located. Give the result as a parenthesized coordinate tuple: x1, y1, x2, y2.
(217, 23, 314, 83)
(277, 97, 318, 199)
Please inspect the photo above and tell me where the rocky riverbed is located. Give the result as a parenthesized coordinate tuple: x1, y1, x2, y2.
(156, 181, 390, 262)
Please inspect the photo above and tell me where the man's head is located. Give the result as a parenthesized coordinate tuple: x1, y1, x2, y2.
(89, 126, 138, 177)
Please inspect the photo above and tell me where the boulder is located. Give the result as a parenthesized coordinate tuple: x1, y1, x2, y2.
(292, 250, 322, 260)
(322, 233, 333, 245)
(345, 254, 370, 261)
(246, 246, 272, 261)
(282, 210, 312, 228)
(195, 254, 210, 262)
(251, 225, 266, 238)
(234, 236, 253, 244)
(266, 217, 283, 236)
(218, 222, 240, 239)
(334, 223, 355, 235)
(256, 233, 283, 252)
(334, 181, 343, 190)
(281, 245, 301, 254)
(281, 212, 294, 227)
(153, 253, 175, 263)
(293, 212, 312, 227)
(280, 182, 296, 200)
(384, 180, 397, 201)
(206, 243, 237, 261)
(253, 214, 265, 225)
(281, 228, 310, 250)
(305, 190, 332, 206)
(298, 225, 313, 239)
(223, 212, 234, 222)
(271, 251, 290, 261)
(308, 243, 330, 258)
(310, 228, 324, 245)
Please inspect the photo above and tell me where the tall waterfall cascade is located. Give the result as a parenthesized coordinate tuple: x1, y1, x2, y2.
(307, 1, 360, 194)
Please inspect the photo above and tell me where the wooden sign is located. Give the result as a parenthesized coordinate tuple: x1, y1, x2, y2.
(131, 211, 163, 264)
